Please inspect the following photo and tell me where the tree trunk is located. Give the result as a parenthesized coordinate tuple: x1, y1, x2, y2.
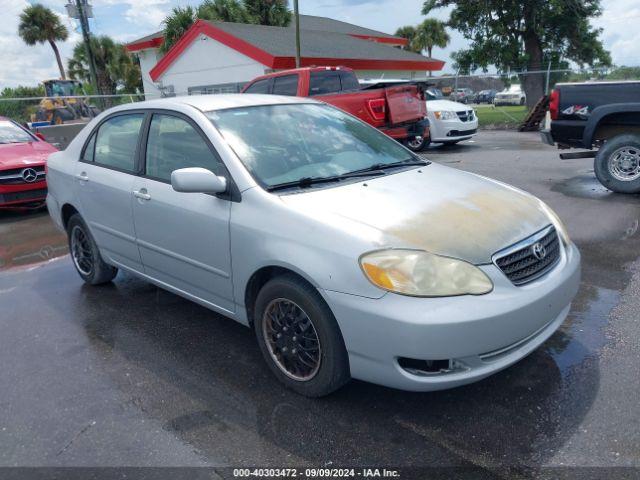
(428, 46, 433, 77)
(48, 39, 66, 80)
(522, 6, 544, 109)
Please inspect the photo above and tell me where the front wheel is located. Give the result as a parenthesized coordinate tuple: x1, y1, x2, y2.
(254, 274, 350, 397)
(594, 134, 640, 193)
(404, 134, 431, 152)
(67, 214, 118, 284)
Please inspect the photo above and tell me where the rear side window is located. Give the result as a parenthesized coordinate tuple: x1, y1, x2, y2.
(272, 75, 299, 96)
(94, 114, 144, 172)
(309, 71, 341, 96)
(339, 72, 360, 91)
(145, 114, 222, 182)
(245, 79, 270, 94)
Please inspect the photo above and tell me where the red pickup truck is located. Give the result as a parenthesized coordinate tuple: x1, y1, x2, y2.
(242, 67, 430, 151)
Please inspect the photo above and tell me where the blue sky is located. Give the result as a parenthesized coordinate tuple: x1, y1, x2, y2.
(1, 0, 639, 88)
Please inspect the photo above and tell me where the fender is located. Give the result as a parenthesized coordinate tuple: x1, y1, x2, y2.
(583, 103, 640, 148)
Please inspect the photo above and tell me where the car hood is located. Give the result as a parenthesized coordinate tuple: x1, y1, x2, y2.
(279, 163, 551, 264)
(0, 141, 57, 169)
(427, 99, 471, 112)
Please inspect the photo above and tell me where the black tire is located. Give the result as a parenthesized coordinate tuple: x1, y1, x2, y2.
(67, 214, 118, 285)
(403, 134, 431, 152)
(594, 134, 640, 194)
(520, 97, 526, 106)
(253, 274, 350, 397)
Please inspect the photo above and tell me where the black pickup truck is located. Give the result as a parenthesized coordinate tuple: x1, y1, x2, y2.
(541, 81, 640, 193)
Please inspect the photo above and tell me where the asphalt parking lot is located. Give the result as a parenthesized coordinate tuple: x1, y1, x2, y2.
(1, 131, 639, 475)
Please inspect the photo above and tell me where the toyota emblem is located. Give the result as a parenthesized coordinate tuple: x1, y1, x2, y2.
(531, 242, 547, 260)
(21, 168, 38, 183)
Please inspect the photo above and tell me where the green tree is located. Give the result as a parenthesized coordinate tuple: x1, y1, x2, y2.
(394, 26, 420, 53)
(18, 4, 69, 80)
(413, 18, 450, 75)
(243, 0, 291, 27)
(0, 85, 46, 123)
(423, 0, 612, 108)
(68, 35, 141, 100)
(160, 0, 291, 52)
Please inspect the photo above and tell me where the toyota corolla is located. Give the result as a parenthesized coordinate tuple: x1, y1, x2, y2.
(45, 95, 580, 397)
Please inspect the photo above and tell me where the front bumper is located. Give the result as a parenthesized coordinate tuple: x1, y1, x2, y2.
(0, 181, 48, 208)
(429, 115, 479, 143)
(323, 242, 580, 391)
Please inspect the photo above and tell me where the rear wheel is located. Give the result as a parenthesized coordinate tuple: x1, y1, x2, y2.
(404, 134, 431, 152)
(67, 214, 118, 284)
(594, 134, 640, 193)
(254, 274, 350, 397)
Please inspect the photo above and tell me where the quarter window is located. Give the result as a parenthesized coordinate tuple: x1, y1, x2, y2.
(94, 114, 144, 172)
(82, 133, 96, 162)
(145, 114, 222, 182)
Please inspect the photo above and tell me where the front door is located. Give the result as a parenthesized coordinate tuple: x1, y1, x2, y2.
(75, 113, 144, 271)
(131, 112, 234, 313)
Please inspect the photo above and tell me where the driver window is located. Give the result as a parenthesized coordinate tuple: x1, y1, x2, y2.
(145, 114, 222, 182)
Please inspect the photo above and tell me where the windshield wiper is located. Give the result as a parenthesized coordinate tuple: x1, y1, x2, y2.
(347, 158, 429, 175)
(266, 170, 386, 192)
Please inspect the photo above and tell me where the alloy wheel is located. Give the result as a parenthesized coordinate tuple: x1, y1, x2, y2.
(262, 298, 321, 381)
(609, 146, 640, 182)
(70, 225, 93, 276)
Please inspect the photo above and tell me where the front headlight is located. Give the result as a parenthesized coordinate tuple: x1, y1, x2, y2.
(359, 249, 493, 297)
(539, 201, 571, 245)
(434, 111, 458, 120)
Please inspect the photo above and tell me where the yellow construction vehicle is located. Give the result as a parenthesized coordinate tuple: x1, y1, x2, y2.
(32, 79, 100, 125)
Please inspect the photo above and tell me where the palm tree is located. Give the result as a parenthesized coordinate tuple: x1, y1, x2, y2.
(394, 25, 420, 54)
(414, 18, 450, 75)
(161, 0, 292, 52)
(198, 0, 253, 23)
(160, 6, 198, 53)
(68, 35, 141, 103)
(18, 4, 69, 79)
(243, 0, 291, 27)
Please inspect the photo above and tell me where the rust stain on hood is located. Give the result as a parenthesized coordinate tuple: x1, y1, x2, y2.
(280, 163, 551, 264)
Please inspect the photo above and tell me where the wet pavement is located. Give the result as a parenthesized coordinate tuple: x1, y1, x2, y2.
(0, 131, 639, 473)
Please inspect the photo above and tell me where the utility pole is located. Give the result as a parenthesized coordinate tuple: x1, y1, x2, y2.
(66, 0, 99, 96)
(293, 0, 301, 68)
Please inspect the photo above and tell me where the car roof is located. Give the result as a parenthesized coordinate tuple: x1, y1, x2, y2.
(114, 94, 318, 113)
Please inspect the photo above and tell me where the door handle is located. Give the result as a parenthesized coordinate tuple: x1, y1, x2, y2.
(133, 189, 151, 201)
(75, 172, 89, 182)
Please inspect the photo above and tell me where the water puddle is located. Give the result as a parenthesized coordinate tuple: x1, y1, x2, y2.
(0, 211, 68, 271)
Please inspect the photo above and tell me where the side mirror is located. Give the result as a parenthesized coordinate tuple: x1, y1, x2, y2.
(171, 167, 227, 194)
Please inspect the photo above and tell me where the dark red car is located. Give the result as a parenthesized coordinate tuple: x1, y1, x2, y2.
(0, 117, 57, 209)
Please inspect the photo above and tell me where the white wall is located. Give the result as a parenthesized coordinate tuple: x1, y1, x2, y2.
(157, 34, 267, 95)
(137, 48, 162, 98)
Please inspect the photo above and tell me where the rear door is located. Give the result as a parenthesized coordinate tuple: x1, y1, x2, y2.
(131, 111, 234, 313)
(75, 112, 144, 271)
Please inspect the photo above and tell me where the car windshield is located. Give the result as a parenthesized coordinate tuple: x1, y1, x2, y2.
(206, 103, 418, 189)
(0, 121, 34, 144)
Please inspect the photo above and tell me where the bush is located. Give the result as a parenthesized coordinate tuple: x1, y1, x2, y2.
(0, 85, 45, 123)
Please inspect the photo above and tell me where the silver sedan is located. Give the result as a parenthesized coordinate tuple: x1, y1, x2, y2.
(46, 95, 580, 397)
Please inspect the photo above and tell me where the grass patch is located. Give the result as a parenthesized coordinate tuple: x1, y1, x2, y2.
(474, 105, 528, 129)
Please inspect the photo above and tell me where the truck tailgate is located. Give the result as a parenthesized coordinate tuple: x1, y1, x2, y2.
(385, 85, 426, 125)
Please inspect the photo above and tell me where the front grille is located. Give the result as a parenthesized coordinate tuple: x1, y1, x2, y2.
(0, 188, 47, 204)
(494, 226, 561, 285)
(0, 166, 46, 185)
(456, 110, 475, 122)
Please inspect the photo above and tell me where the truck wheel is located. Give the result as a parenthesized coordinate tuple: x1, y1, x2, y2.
(594, 134, 640, 194)
(404, 135, 431, 152)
